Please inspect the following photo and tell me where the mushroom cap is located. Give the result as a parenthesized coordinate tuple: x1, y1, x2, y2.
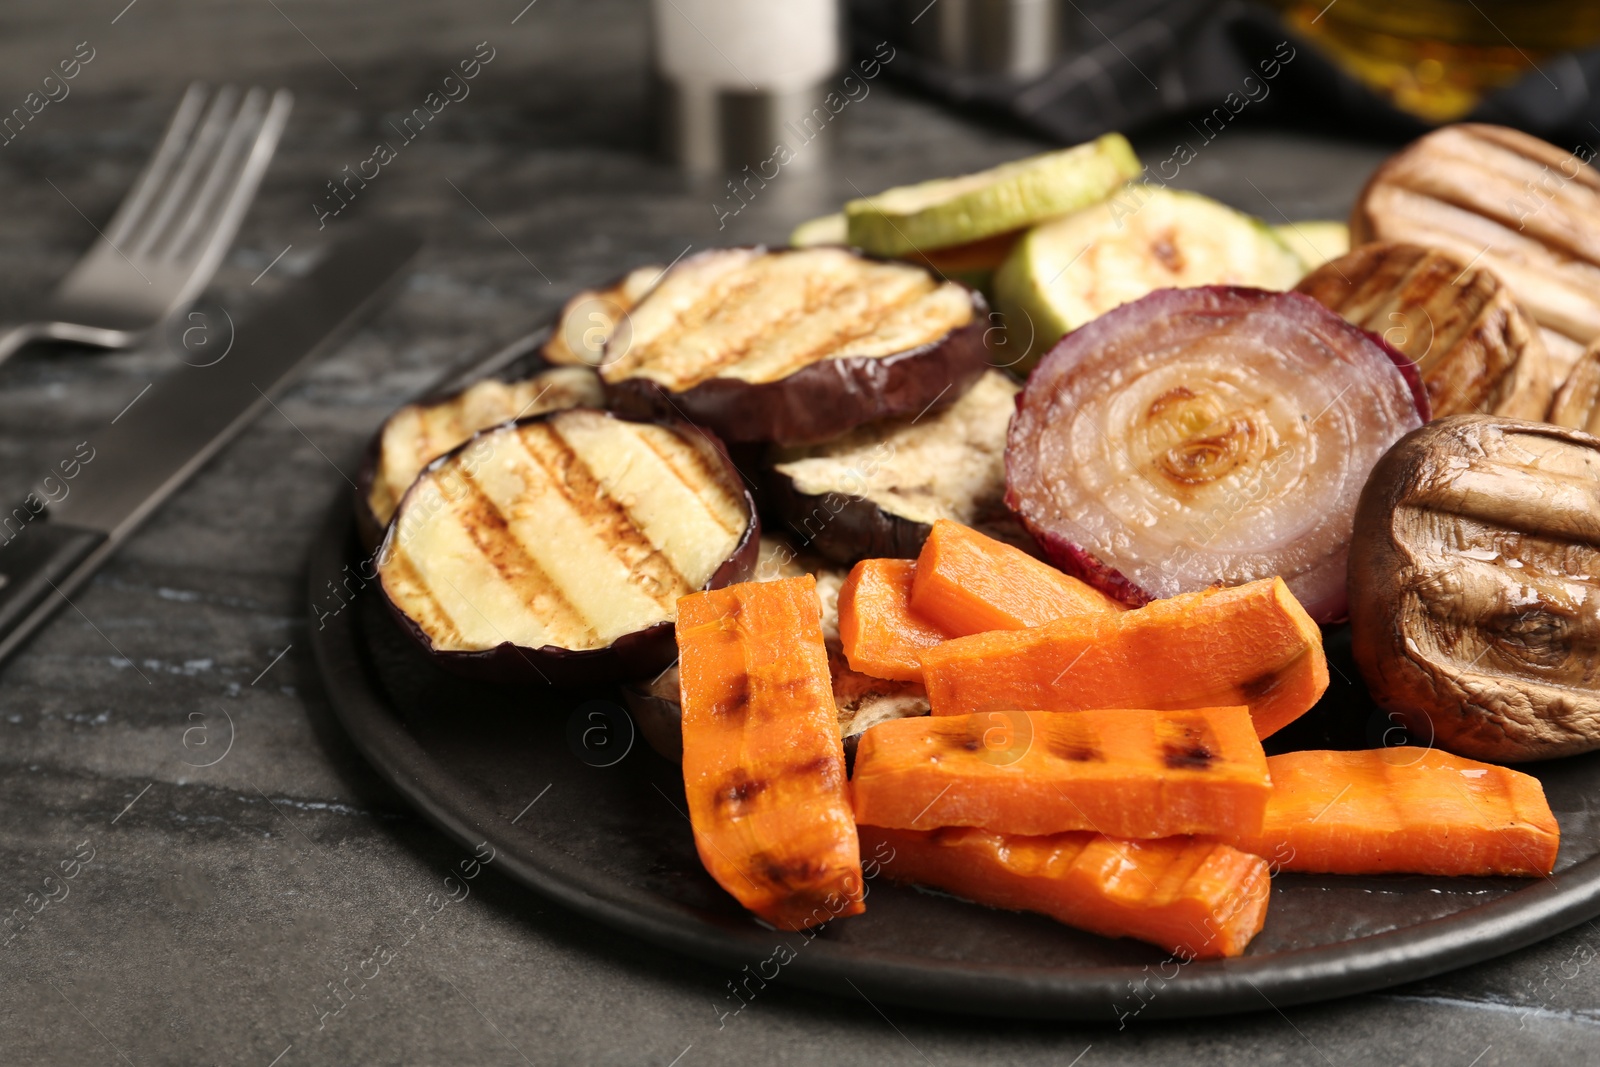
(1349, 414, 1600, 761)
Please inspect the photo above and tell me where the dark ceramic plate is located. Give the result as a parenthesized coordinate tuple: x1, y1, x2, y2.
(309, 329, 1600, 1021)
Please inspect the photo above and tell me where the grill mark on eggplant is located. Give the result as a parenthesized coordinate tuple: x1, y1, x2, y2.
(632, 429, 745, 540)
(369, 371, 603, 528)
(656, 267, 773, 380)
(382, 546, 466, 648)
(735, 271, 930, 382)
(669, 267, 923, 384)
(523, 423, 693, 611)
(612, 250, 966, 391)
(449, 463, 599, 645)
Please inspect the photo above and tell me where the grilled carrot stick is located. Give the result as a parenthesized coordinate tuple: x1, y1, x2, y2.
(860, 825, 1271, 959)
(909, 519, 1123, 637)
(851, 706, 1270, 839)
(837, 558, 953, 682)
(918, 577, 1327, 739)
(1222, 748, 1560, 877)
(676, 576, 865, 929)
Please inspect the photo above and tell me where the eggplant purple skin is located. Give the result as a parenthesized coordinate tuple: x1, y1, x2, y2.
(352, 343, 571, 553)
(604, 286, 995, 447)
(763, 464, 1046, 566)
(376, 409, 760, 689)
(620, 680, 684, 762)
(1006, 286, 1432, 620)
(762, 465, 931, 565)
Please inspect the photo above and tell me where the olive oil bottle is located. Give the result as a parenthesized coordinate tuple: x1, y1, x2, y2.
(1274, 0, 1600, 122)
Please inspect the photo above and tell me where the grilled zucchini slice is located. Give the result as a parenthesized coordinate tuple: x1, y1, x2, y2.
(1271, 220, 1348, 273)
(378, 409, 757, 685)
(844, 134, 1141, 257)
(601, 246, 990, 445)
(790, 212, 847, 247)
(993, 185, 1305, 369)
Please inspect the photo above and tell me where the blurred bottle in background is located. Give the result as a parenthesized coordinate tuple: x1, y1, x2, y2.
(653, 0, 843, 173)
(906, 0, 1064, 80)
(1275, 0, 1600, 122)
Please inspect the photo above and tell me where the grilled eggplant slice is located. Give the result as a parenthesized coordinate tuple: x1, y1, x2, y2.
(541, 264, 663, 367)
(359, 367, 603, 547)
(1351, 123, 1600, 379)
(1297, 241, 1554, 420)
(600, 247, 990, 445)
(622, 538, 930, 762)
(1548, 343, 1600, 433)
(765, 369, 1031, 564)
(378, 409, 757, 686)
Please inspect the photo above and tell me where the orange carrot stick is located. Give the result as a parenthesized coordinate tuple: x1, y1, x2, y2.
(918, 577, 1327, 739)
(676, 576, 865, 929)
(1222, 749, 1560, 877)
(909, 518, 1123, 637)
(851, 706, 1270, 839)
(861, 825, 1271, 959)
(837, 558, 953, 683)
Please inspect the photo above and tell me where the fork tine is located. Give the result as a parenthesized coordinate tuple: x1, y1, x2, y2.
(102, 83, 209, 248)
(164, 88, 292, 277)
(127, 85, 241, 259)
(157, 86, 269, 261)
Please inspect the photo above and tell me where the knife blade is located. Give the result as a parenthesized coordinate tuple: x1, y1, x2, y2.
(0, 224, 422, 665)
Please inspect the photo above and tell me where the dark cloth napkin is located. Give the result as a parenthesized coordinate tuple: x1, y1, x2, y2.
(850, 0, 1600, 149)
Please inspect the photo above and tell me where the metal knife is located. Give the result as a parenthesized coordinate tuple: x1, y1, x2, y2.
(0, 225, 422, 665)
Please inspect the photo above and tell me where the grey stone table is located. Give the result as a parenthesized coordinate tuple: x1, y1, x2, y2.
(0, 2, 1595, 1064)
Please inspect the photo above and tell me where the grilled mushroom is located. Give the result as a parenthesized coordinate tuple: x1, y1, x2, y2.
(1296, 241, 1554, 420)
(1349, 414, 1600, 761)
(1351, 123, 1600, 379)
(1548, 342, 1600, 434)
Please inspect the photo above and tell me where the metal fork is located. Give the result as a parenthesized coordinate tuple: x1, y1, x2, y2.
(0, 83, 293, 366)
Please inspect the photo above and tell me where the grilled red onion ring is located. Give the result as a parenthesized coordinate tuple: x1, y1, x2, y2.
(1005, 286, 1428, 622)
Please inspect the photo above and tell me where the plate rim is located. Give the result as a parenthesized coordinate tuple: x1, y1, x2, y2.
(310, 334, 1600, 1022)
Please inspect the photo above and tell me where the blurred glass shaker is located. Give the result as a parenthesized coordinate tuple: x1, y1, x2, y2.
(906, 0, 1062, 80)
(653, 0, 842, 174)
